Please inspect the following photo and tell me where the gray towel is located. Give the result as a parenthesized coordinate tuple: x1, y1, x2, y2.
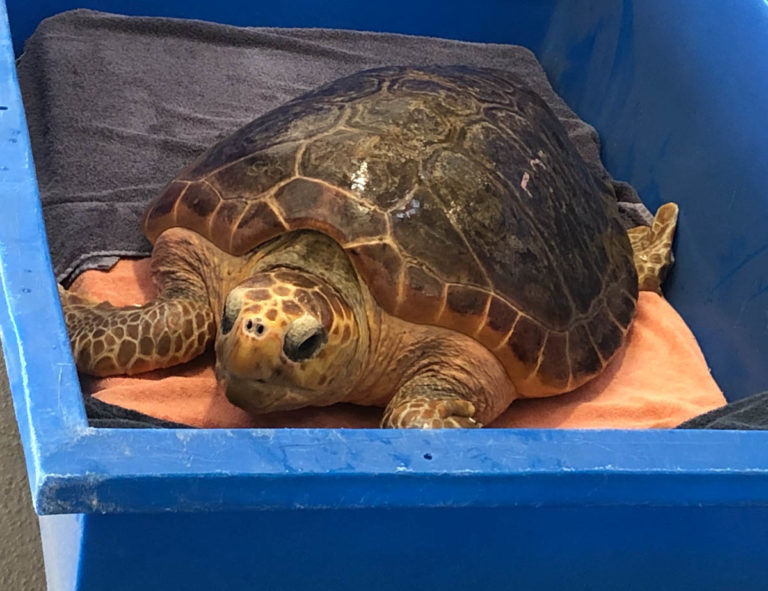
(678, 391, 768, 430)
(16, 9, 652, 285)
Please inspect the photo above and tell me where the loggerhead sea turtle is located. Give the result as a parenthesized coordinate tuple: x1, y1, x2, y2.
(58, 65, 678, 428)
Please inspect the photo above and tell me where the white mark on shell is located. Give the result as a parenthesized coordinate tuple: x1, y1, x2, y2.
(521, 171, 531, 194)
(394, 197, 421, 220)
(350, 161, 369, 193)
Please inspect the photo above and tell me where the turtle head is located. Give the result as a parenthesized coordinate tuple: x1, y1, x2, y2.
(215, 270, 362, 413)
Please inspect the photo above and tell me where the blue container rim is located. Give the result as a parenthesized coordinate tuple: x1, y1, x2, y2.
(3, 2, 768, 517)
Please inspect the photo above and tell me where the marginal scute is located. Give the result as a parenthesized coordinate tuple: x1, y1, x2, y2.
(506, 316, 545, 366)
(398, 264, 444, 322)
(143, 181, 186, 241)
(567, 324, 603, 381)
(182, 182, 220, 218)
(486, 296, 519, 335)
(210, 199, 247, 244)
(536, 332, 570, 387)
(604, 282, 637, 330)
(587, 310, 624, 361)
(438, 285, 489, 335)
(171, 181, 222, 237)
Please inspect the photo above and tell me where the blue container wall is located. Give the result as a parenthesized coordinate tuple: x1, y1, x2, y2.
(538, 1, 768, 401)
(7, 0, 768, 400)
(38, 506, 768, 591)
(6, 0, 554, 55)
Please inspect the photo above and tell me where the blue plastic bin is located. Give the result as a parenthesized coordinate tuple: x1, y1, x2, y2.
(3, 1, 768, 590)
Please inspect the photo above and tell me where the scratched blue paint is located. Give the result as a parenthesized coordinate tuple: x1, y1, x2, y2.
(4, 0, 768, 589)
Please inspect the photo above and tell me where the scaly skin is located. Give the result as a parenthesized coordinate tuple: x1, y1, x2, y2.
(627, 203, 679, 294)
(59, 228, 228, 376)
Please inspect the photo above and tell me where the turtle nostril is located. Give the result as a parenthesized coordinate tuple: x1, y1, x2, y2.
(244, 318, 266, 337)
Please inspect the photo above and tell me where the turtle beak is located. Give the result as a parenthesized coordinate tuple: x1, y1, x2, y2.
(218, 313, 282, 379)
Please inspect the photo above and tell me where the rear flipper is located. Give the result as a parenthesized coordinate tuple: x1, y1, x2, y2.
(626, 202, 679, 294)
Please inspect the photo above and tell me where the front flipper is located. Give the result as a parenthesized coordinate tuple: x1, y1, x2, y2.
(60, 287, 215, 376)
(382, 374, 483, 428)
(627, 202, 679, 294)
(379, 330, 516, 429)
(59, 228, 217, 376)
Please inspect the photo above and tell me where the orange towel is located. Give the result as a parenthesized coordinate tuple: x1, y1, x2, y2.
(73, 259, 726, 429)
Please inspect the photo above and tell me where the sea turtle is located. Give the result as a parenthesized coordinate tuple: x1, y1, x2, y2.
(58, 65, 678, 428)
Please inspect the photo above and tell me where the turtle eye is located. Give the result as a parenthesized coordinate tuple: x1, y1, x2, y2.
(221, 299, 241, 335)
(221, 309, 235, 335)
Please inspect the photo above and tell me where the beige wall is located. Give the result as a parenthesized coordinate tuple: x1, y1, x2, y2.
(0, 351, 46, 590)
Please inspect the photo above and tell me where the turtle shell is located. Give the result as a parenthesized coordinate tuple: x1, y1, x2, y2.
(143, 65, 637, 396)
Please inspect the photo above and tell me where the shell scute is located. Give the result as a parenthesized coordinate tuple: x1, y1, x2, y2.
(273, 179, 388, 244)
(230, 200, 285, 254)
(441, 285, 490, 335)
(300, 129, 421, 210)
(183, 101, 345, 180)
(389, 187, 488, 288)
(587, 310, 625, 360)
(537, 332, 571, 388)
(400, 264, 444, 322)
(568, 325, 604, 380)
(210, 141, 298, 198)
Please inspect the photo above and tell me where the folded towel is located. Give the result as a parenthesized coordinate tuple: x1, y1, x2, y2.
(678, 391, 768, 430)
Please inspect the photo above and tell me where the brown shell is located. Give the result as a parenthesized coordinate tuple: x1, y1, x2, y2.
(143, 66, 637, 396)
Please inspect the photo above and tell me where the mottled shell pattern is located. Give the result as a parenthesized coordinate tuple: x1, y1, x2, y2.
(143, 65, 638, 396)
